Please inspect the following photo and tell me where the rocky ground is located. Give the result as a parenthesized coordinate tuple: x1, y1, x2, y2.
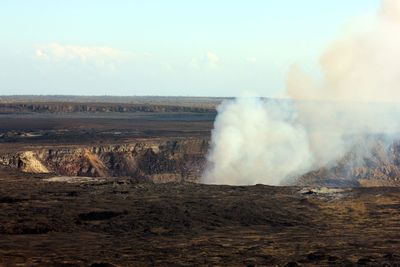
(0, 171, 399, 266)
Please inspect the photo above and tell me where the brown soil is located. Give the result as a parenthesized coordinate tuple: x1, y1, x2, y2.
(0, 174, 399, 266)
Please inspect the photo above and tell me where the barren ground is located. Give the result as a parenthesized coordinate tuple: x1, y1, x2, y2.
(0, 173, 399, 266)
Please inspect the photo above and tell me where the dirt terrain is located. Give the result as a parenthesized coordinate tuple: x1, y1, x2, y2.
(0, 97, 400, 266)
(0, 173, 399, 266)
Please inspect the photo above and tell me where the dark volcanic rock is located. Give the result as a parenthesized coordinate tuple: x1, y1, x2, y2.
(78, 211, 127, 221)
(0, 176, 399, 266)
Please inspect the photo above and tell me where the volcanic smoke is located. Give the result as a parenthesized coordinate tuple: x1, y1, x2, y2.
(203, 0, 400, 185)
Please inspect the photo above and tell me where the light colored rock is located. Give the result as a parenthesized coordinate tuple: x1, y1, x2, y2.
(19, 151, 50, 173)
(43, 176, 105, 183)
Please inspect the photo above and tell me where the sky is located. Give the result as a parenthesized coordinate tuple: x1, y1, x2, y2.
(0, 0, 380, 97)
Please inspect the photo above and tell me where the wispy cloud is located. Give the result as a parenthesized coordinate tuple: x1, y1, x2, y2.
(206, 51, 220, 67)
(35, 42, 132, 68)
(190, 51, 221, 69)
(245, 57, 257, 63)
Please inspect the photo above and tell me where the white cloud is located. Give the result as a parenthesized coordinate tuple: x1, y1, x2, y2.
(35, 42, 131, 68)
(245, 57, 257, 63)
(206, 51, 220, 67)
(190, 51, 221, 69)
(160, 62, 173, 71)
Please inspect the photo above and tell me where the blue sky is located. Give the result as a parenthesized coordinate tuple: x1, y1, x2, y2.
(0, 0, 380, 96)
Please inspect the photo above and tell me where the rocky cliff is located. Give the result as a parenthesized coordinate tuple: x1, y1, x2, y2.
(297, 140, 400, 187)
(2, 137, 400, 186)
(0, 102, 216, 114)
(0, 138, 209, 182)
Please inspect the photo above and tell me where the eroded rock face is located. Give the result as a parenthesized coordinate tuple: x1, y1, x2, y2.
(297, 141, 400, 187)
(2, 137, 400, 186)
(0, 138, 209, 182)
(0, 102, 216, 113)
(18, 151, 50, 174)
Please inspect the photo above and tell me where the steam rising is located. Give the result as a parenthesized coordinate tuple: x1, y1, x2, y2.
(203, 0, 400, 185)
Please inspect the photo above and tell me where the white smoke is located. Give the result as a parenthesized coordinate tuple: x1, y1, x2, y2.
(202, 97, 313, 185)
(203, 0, 400, 185)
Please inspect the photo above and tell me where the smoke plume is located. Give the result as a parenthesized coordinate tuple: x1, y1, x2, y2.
(203, 0, 400, 185)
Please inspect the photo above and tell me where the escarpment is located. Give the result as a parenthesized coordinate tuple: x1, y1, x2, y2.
(0, 102, 216, 114)
(296, 140, 400, 187)
(2, 136, 400, 186)
(0, 138, 209, 182)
